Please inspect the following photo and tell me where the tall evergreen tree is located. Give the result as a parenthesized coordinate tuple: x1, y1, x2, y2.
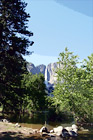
(0, 0, 34, 113)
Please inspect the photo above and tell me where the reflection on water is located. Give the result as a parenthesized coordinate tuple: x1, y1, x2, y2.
(44, 137, 76, 140)
(20, 122, 73, 130)
(48, 136, 93, 140)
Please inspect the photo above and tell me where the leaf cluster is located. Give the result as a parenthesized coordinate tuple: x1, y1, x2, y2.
(52, 48, 93, 122)
(21, 73, 47, 112)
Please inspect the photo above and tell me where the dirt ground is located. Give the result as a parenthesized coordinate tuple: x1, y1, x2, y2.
(0, 122, 44, 140)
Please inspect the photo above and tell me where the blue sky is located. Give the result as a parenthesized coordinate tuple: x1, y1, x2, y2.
(24, 0, 93, 66)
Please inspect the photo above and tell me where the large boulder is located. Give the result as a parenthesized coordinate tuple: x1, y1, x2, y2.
(62, 128, 70, 137)
(65, 124, 78, 137)
(39, 126, 49, 133)
(69, 130, 77, 137)
(53, 126, 63, 136)
(2, 119, 9, 123)
(72, 124, 78, 130)
(65, 126, 72, 132)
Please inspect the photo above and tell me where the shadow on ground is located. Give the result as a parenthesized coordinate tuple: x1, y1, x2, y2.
(0, 132, 43, 140)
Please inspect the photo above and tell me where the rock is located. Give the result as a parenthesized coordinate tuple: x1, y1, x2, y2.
(50, 129, 54, 133)
(53, 126, 63, 136)
(2, 119, 9, 123)
(53, 126, 63, 133)
(36, 64, 46, 75)
(62, 128, 70, 137)
(82, 129, 89, 132)
(45, 63, 57, 84)
(27, 63, 37, 74)
(42, 132, 49, 137)
(29, 132, 33, 134)
(15, 123, 21, 128)
(33, 129, 39, 133)
(80, 127, 85, 130)
(80, 127, 89, 132)
(48, 133, 56, 137)
(65, 127, 72, 132)
(72, 124, 78, 134)
(64, 125, 78, 137)
(64, 126, 78, 137)
(69, 130, 77, 137)
(73, 128, 77, 133)
(27, 63, 46, 75)
(72, 124, 78, 129)
(39, 126, 49, 133)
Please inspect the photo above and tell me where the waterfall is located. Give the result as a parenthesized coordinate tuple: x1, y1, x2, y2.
(45, 66, 47, 81)
(45, 66, 48, 87)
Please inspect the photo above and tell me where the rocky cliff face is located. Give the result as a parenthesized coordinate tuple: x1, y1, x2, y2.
(45, 62, 61, 84)
(27, 62, 61, 85)
(27, 63, 46, 75)
(27, 62, 62, 94)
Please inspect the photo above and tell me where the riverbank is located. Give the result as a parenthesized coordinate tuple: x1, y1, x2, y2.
(0, 122, 43, 140)
(0, 120, 93, 140)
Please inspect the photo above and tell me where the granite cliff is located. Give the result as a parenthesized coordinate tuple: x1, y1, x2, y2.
(27, 63, 46, 75)
(27, 62, 61, 85)
(27, 62, 63, 94)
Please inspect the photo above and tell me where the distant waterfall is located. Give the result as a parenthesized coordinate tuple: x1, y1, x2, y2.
(45, 67, 47, 81)
(45, 66, 48, 86)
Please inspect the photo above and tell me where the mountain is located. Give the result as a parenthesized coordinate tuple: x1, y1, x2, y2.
(27, 62, 60, 84)
(27, 63, 46, 75)
(27, 62, 62, 93)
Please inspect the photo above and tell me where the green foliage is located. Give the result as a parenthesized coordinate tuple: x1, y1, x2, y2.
(21, 73, 47, 112)
(52, 48, 93, 122)
(0, 0, 33, 113)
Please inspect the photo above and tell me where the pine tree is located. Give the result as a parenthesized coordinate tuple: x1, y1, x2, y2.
(0, 0, 34, 113)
